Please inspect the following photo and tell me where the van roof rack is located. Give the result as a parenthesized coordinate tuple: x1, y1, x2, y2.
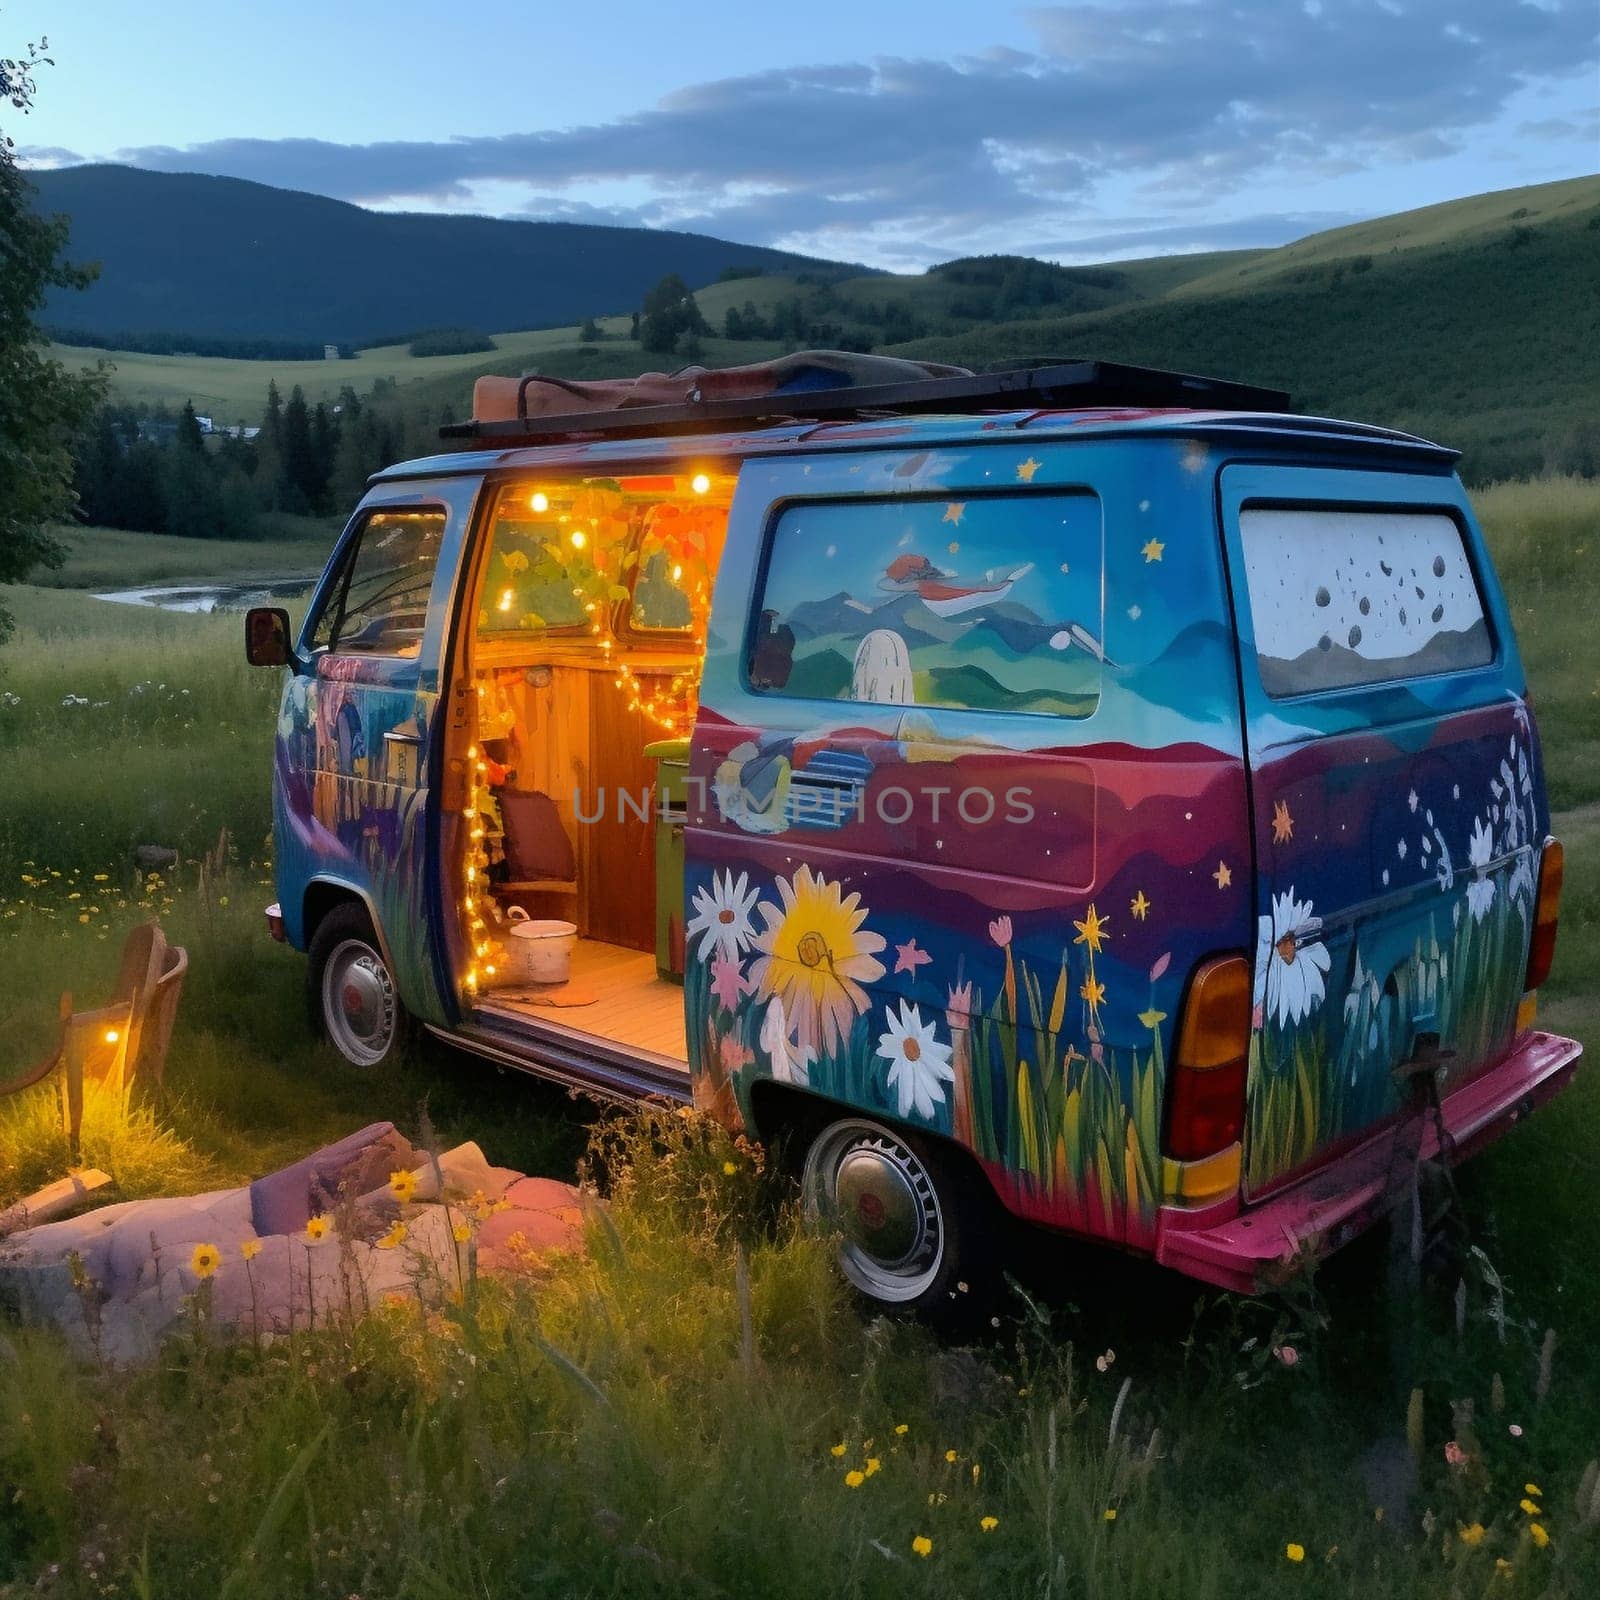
(438, 358, 1293, 446)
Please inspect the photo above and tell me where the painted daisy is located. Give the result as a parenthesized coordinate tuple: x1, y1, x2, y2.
(759, 996, 815, 1086)
(686, 869, 760, 963)
(1466, 815, 1497, 923)
(1253, 890, 1331, 1029)
(876, 1000, 954, 1121)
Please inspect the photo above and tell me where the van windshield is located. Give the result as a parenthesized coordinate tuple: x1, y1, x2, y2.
(1238, 506, 1492, 696)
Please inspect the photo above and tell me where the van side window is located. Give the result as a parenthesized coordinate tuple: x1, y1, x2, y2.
(748, 492, 1104, 717)
(1238, 506, 1492, 696)
(312, 509, 446, 657)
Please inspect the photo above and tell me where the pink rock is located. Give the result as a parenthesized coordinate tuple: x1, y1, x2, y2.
(477, 1176, 589, 1270)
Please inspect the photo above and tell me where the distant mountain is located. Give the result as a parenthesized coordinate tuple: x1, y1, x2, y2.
(29, 165, 867, 343)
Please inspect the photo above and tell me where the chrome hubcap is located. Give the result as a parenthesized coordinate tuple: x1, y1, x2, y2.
(323, 939, 396, 1067)
(803, 1120, 944, 1303)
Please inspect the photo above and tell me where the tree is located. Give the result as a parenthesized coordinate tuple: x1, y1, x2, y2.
(579, 316, 602, 342)
(0, 31, 104, 640)
(638, 273, 709, 354)
(175, 399, 205, 451)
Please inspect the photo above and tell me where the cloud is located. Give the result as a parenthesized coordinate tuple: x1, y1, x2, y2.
(29, 1, 1600, 264)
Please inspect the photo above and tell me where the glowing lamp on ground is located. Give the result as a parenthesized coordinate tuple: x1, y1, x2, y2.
(530, 491, 549, 513)
(691, 473, 711, 496)
(104, 1029, 120, 1044)
(570, 529, 587, 550)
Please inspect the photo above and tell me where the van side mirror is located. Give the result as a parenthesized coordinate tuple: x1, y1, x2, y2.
(244, 606, 293, 667)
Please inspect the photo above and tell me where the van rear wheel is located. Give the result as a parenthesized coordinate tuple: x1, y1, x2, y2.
(307, 903, 411, 1069)
(800, 1117, 978, 1316)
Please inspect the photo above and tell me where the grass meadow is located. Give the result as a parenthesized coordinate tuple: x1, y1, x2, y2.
(0, 483, 1595, 1597)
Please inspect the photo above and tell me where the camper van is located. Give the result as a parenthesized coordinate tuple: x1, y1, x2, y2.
(246, 356, 1579, 1311)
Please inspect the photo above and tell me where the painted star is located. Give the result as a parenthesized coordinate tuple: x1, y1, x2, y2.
(1271, 799, 1294, 844)
(941, 502, 965, 526)
(1130, 889, 1150, 921)
(1141, 538, 1165, 563)
(1212, 860, 1233, 890)
(1072, 902, 1110, 953)
(893, 937, 933, 976)
(1016, 456, 1042, 482)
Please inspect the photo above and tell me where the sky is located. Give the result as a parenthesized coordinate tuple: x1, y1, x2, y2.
(8, 0, 1598, 270)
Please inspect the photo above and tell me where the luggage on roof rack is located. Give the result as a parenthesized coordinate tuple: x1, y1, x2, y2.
(439, 348, 1293, 446)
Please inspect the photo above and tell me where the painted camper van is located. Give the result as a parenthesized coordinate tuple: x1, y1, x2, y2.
(247, 358, 1580, 1311)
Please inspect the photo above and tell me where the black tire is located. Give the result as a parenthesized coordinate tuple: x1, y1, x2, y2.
(305, 902, 413, 1069)
(799, 1115, 994, 1321)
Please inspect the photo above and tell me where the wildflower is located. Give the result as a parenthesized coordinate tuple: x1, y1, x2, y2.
(1459, 1523, 1486, 1546)
(190, 1243, 221, 1279)
(1495, 1558, 1513, 1577)
(1445, 1441, 1467, 1466)
(1285, 1544, 1305, 1563)
(979, 1516, 998, 1533)
(1274, 1344, 1300, 1367)
(305, 1216, 330, 1243)
(844, 1470, 865, 1488)
(1524, 1482, 1542, 1496)
(1104, 1508, 1117, 1523)
(389, 1169, 418, 1202)
(1529, 1523, 1550, 1549)
(911, 1536, 932, 1559)
(894, 1424, 909, 1436)
(972, 1463, 981, 1485)
(864, 1457, 882, 1477)
(722, 1161, 737, 1176)
(944, 1449, 958, 1463)
(1509, 1424, 1523, 1437)
(1519, 1498, 1540, 1516)
(376, 1222, 407, 1251)
(452, 1221, 473, 1243)
(1096, 1349, 1116, 1372)
(830, 1443, 847, 1458)
(240, 1239, 262, 1262)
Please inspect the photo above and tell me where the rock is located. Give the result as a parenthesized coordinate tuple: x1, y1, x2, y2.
(249, 1121, 417, 1234)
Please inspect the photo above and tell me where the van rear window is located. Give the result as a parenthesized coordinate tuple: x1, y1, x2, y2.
(1238, 506, 1492, 697)
(749, 492, 1104, 717)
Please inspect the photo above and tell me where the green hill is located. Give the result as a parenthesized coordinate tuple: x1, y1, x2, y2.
(30, 165, 865, 345)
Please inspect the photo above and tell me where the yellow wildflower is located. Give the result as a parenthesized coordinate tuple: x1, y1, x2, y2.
(1519, 1498, 1541, 1515)
(894, 1423, 909, 1435)
(844, 1470, 864, 1488)
(864, 1457, 881, 1477)
(240, 1239, 262, 1262)
(1104, 1508, 1117, 1523)
(944, 1449, 958, 1463)
(829, 1443, 847, 1458)
(1458, 1523, 1486, 1546)
(1286, 1543, 1305, 1563)
(305, 1216, 330, 1243)
(1529, 1523, 1550, 1549)
(190, 1243, 221, 1279)
(980, 1516, 998, 1533)
(389, 1169, 418, 1202)
(1524, 1483, 1542, 1497)
(452, 1222, 472, 1243)
(376, 1221, 407, 1251)
(911, 1536, 932, 1559)
(722, 1161, 737, 1175)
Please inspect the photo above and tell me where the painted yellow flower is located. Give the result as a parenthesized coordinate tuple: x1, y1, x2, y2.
(1080, 974, 1106, 1015)
(1072, 903, 1109, 953)
(1529, 1522, 1550, 1549)
(190, 1243, 221, 1279)
(911, 1536, 933, 1559)
(1458, 1523, 1486, 1546)
(376, 1221, 408, 1251)
(1285, 1543, 1305, 1563)
(844, 1470, 865, 1488)
(750, 865, 886, 1056)
(240, 1239, 262, 1262)
(389, 1169, 418, 1203)
(980, 1516, 998, 1533)
(304, 1216, 330, 1244)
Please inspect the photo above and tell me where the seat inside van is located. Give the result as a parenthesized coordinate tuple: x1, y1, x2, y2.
(455, 471, 734, 1065)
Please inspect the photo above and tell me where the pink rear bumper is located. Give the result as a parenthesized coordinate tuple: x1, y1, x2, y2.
(1155, 1030, 1582, 1292)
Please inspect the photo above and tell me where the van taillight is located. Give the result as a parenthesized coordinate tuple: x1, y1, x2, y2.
(1525, 837, 1564, 992)
(1164, 956, 1252, 1163)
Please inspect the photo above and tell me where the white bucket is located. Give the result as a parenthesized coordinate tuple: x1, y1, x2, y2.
(504, 908, 577, 984)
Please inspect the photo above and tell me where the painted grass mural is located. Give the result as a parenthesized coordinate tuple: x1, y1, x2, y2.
(686, 864, 1164, 1247)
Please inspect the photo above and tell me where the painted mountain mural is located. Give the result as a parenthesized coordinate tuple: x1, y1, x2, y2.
(758, 493, 1106, 718)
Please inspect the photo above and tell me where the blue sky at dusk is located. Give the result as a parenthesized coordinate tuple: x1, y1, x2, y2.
(9, 0, 1597, 269)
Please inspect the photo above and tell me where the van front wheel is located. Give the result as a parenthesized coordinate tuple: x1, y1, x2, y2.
(801, 1117, 975, 1315)
(307, 903, 411, 1069)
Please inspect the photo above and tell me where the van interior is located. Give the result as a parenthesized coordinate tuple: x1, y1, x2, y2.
(451, 472, 735, 1067)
